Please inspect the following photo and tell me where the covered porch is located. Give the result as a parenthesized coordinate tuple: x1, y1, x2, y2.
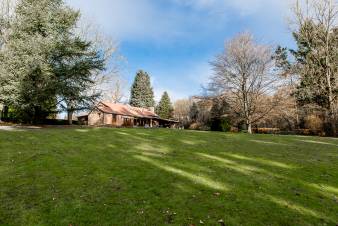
(133, 117, 159, 127)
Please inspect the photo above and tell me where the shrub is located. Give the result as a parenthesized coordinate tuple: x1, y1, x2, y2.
(305, 115, 323, 132)
(210, 117, 231, 132)
(252, 128, 280, 134)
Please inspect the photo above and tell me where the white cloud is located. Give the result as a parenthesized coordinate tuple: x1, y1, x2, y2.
(172, 0, 293, 16)
(67, 0, 204, 41)
(67, 0, 293, 42)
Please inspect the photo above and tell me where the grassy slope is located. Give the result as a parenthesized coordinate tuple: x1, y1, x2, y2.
(0, 128, 337, 226)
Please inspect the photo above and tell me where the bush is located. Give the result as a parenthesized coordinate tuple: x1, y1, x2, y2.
(305, 115, 323, 131)
(210, 117, 231, 132)
(252, 128, 280, 134)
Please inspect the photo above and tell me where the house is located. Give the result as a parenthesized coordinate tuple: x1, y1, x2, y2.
(77, 102, 179, 128)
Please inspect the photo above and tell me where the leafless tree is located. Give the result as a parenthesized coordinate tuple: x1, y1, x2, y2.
(173, 98, 193, 124)
(257, 86, 299, 130)
(101, 76, 128, 103)
(76, 18, 124, 99)
(210, 33, 280, 133)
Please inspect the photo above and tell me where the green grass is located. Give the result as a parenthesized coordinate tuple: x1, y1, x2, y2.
(0, 128, 337, 226)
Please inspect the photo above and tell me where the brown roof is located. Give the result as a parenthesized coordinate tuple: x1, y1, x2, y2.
(97, 102, 159, 119)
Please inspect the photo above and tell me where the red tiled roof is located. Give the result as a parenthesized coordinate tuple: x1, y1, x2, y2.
(98, 102, 159, 119)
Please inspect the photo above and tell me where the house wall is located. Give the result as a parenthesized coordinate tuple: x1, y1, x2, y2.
(88, 110, 166, 128)
(88, 110, 104, 126)
(104, 114, 112, 125)
(88, 112, 136, 127)
(115, 115, 123, 127)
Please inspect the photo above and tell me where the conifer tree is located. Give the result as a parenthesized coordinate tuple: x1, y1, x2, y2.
(209, 97, 230, 132)
(130, 70, 155, 108)
(156, 91, 173, 119)
(189, 102, 199, 123)
(0, 0, 104, 123)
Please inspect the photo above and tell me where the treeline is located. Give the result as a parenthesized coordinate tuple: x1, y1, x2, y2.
(173, 0, 337, 136)
(0, 0, 119, 124)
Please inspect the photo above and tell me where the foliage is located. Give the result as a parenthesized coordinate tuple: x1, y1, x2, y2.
(209, 97, 230, 120)
(52, 36, 104, 124)
(291, 21, 337, 108)
(156, 91, 173, 119)
(210, 117, 231, 132)
(0, 0, 104, 123)
(285, 0, 338, 135)
(209, 97, 231, 132)
(130, 70, 155, 108)
(189, 102, 199, 123)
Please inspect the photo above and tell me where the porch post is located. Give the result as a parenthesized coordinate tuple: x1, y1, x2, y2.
(150, 119, 153, 128)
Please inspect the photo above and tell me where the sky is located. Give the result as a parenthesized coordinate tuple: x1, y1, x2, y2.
(66, 0, 296, 102)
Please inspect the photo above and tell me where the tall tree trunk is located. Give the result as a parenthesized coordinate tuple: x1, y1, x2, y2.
(68, 110, 73, 125)
(243, 90, 252, 134)
(325, 27, 336, 136)
(328, 100, 336, 136)
(247, 121, 252, 134)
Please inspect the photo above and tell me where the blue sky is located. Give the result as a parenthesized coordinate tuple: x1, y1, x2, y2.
(67, 0, 295, 101)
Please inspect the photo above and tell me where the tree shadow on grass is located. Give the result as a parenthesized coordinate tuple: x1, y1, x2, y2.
(0, 128, 337, 225)
(116, 131, 338, 225)
(130, 150, 337, 225)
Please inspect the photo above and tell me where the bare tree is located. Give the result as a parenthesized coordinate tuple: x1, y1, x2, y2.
(258, 86, 299, 131)
(173, 98, 193, 124)
(210, 33, 280, 134)
(291, 0, 338, 135)
(101, 76, 128, 103)
(76, 18, 124, 97)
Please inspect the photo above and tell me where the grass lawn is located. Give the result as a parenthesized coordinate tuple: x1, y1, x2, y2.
(0, 128, 337, 226)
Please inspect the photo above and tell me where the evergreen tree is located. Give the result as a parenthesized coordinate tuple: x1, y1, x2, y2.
(209, 97, 231, 132)
(285, 0, 338, 135)
(156, 91, 173, 119)
(189, 102, 199, 123)
(130, 70, 155, 108)
(291, 21, 338, 135)
(53, 36, 104, 125)
(0, 0, 104, 123)
(0, 0, 76, 122)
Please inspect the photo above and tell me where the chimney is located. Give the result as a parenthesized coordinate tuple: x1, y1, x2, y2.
(148, 107, 155, 113)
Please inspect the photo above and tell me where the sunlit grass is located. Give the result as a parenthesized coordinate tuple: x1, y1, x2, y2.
(296, 139, 338, 146)
(307, 183, 338, 195)
(196, 153, 260, 175)
(250, 139, 288, 145)
(0, 128, 337, 226)
(262, 194, 333, 222)
(222, 153, 296, 169)
(134, 155, 229, 191)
